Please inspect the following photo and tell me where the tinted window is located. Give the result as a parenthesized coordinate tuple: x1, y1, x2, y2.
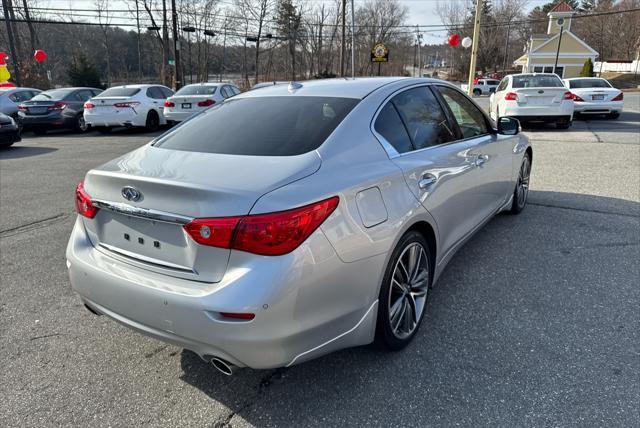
(221, 86, 233, 98)
(160, 87, 174, 98)
(92, 89, 103, 96)
(99, 87, 141, 97)
(231, 86, 241, 95)
(391, 87, 453, 150)
(76, 90, 94, 101)
(175, 85, 217, 96)
(568, 79, 612, 89)
(512, 75, 563, 88)
(374, 102, 413, 154)
(31, 89, 73, 101)
(146, 87, 165, 99)
(437, 86, 488, 139)
(487, 80, 500, 85)
(154, 96, 359, 156)
(496, 78, 508, 92)
(9, 91, 33, 102)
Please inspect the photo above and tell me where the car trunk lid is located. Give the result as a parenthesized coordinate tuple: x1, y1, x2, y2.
(513, 87, 568, 106)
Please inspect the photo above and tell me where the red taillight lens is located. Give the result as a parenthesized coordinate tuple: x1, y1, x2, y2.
(505, 92, 518, 101)
(164, 100, 175, 107)
(183, 196, 339, 256)
(562, 91, 573, 100)
(49, 101, 67, 110)
(17, 104, 27, 111)
(75, 180, 98, 219)
(198, 99, 215, 107)
(612, 92, 623, 101)
(114, 102, 140, 108)
(570, 93, 585, 102)
(84, 102, 95, 109)
(219, 312, 255, 320)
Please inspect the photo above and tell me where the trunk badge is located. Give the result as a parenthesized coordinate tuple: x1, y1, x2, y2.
(122, 186, 142, 202)
(538, 90, 544, 94)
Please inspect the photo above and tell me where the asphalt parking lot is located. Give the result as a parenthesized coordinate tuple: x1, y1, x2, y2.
(1, 94, 639, 427)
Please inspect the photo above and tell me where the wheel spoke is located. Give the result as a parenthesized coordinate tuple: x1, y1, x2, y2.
(392, 278, 405, 293)
(392, 299, 407, 332)
(410, 248, 423, 282)
(389, 296, 404, 324)
(397, 259, 410, 283)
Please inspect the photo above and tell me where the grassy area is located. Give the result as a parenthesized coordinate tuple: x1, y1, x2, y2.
(601, 72, 640, 90)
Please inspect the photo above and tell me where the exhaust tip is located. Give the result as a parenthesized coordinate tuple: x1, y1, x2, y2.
(211, 357, 234, 376)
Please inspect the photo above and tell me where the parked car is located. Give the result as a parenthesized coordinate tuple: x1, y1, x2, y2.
(84, 84, 174, 132)
(67, 78, 531, 373)
(0, 87, 41, 118)
(461, 78, 500, 96)
(250, 81, 288, 90)
(0, 112, 21, 147)
(163, 83, 241, 123)
(17, 87, 102, 134)
(489, 73, 574, 128)
(562, 77, 623, 119)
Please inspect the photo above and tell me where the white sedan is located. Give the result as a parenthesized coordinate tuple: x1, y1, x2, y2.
(163, 83, 241, 123)
(84, 84, 174, 132)
(563, 77, 623, 119)
(490, 73, 574, 129)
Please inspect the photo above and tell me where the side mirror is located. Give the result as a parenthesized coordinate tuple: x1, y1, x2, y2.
(497, 116, 520, 135)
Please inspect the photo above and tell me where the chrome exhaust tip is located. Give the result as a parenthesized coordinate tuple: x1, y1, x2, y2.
(211, 357, 234, 376)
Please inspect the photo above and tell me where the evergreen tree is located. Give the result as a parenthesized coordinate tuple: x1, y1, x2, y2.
(68, 51, 103, 88)
(580, 58, 594, 77)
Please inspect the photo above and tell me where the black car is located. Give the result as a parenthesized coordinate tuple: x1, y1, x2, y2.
(18, 87, 102, 133)
(0, 112, 21, 147)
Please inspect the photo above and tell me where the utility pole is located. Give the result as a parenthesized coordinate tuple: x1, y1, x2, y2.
(466, 0, 482, 96)
(350, 0, 355, 79)
(135, 0, 142, 80)
(502, 24, 510, 73)
(553, 19, 564, 75)
(416, 26, 423, 78)
(340, 0, 346, 77)
(2, 0, 21, 86)
(171, 0, 182, 89)
(219, 17, 227, 83)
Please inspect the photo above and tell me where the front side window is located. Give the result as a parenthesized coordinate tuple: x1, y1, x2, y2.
(437, 86, 489, 139)
(154, 96, 359, 156)
(496, 78, 508, 92)
(374, 102, 413, 154)
(391, 87, 453, 150)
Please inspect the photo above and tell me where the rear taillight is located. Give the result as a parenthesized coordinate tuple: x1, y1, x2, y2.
(197, 99, 215, 107)
(17, 104, 26, 111)
(84, 102, 95, 109)
(571, 93, 585, 102)
(164, 100, 175, 107)
(183, 196, 339, 256)
(219, 312, 255, 320)
(114, 102, 140, 108)
(504, 92, 518, 101)
(49, 101, 67, 110)
(75, 180, 99, 219)
(563, 91, 573, 100)
(612, 92, 623, 101)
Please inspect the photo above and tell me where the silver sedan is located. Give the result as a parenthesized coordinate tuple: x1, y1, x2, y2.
(67, 78, 531, 374)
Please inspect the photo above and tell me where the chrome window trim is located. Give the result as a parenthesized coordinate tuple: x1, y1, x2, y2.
(91, 199, 194, 225)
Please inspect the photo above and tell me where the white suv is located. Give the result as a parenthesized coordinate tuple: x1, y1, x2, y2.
(84, 84, 174, 131)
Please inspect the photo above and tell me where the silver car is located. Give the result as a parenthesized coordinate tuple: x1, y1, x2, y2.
(0, 87, 41, 117)
(67, 78, 531, 374)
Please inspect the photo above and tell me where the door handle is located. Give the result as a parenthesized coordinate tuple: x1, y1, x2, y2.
(475, 154, 489, 167)
(418, 174, 438, 190)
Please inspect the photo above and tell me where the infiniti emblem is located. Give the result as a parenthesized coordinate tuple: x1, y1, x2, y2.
(121, 186, 142, 202)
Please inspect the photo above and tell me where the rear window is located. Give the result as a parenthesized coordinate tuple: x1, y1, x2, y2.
(568, 79, 612, 89)
(154, 96, 359, 156)
(98, 87, 141, 97)
(31, 89, 73, 101)
(175, 85, 217, 96)
(512, 75, 564, 88)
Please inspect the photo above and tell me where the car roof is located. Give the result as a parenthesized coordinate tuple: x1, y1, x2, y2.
(107, 84, 168, 89)
(181, 82, 223, 87)
(564, 77, 605, 80)
(0, 87, 41, 92)
(235, 77, 437, 99)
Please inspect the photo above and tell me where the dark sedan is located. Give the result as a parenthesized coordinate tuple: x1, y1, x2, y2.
(0, 112, 21, 147)
(18, 87, 103, 133)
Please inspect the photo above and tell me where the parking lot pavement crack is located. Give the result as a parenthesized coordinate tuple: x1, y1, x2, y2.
(29, 333, 65, 341)
(584, 120, 604, 143)
(528, 202, 639, 218)
(0, 213, 71, 238)
(556, 241, 639, 253)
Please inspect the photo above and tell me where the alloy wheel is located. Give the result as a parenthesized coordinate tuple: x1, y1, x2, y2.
(516, 155, 531, 208)
(77, 115, 88, 132)
(388, 242, 429, 339)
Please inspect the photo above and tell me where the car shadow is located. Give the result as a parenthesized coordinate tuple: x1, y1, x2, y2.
(177, 190, 639, 426)
(0, 145, 58, 159)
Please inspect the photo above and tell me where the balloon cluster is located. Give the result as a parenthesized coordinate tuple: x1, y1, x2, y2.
(448, 34, 473, 48)
(0, 52, 14, 87)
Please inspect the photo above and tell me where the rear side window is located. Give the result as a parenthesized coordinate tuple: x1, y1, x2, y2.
(391, 87, 453, 150)
(512, 75, 563, 88)
(32, 89, 74, 101)
(568, 79, 612, 89)
(154, 96, 359, 156)
(147, 87, 166, 99)
(374, 103, 413, 154)
(99, 87, 141, 97)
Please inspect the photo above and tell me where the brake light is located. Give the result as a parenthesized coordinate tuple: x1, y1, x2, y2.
(197, 99, 215, 107)
(612, 92, 623, 101)
(114, 102, 140, 108)
(164, 100, 175, 107)
(183, 196, 339, 256)
(504, 92, 518, 101)
(17, 104, 27, 111)
(84, 102, 95, 109)
(571, 93, 585, 102)
(48, 101, 67, 110)
(75, 180, 99, 219)
(563, 91, 573, 100)
(219, 312, 255, 320)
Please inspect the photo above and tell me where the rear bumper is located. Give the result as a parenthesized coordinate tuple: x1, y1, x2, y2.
(502, 102, 574, 120)
(84, 110, 146, 128)
(164, 110, 196, 122)
(574, 101, 623, 114)
(18, 111, 71, 127)
(66, 216, 381, 369)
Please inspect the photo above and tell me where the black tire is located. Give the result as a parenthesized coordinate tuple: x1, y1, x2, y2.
(145, 110, 160, 131)
(97, 127, 112, 134)
(11, 114, 23, 135)
(0, 142, 15, 148)
(473, 89, 481, 97)
(555, 120, 572, 129)
(607, 112, 620, 119)
(75, 114, 89, 133)
(510, 153, 531, 214)
(376, 231, 432, 351)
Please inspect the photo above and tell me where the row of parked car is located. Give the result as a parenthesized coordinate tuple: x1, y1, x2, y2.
(0, 82, 243, 147)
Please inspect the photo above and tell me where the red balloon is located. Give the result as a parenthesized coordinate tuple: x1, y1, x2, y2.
(34, 49, 47, 62)
(0, 82, 16, 87)
(0, 52, 7, 65)
(448, 34, 460, 47)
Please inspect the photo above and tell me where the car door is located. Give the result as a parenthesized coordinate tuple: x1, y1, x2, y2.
(435, 85, 514, 218)
(490, 77, 509, 119)
(146, 86, 166, 118)
(375, 85, 479, 256)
